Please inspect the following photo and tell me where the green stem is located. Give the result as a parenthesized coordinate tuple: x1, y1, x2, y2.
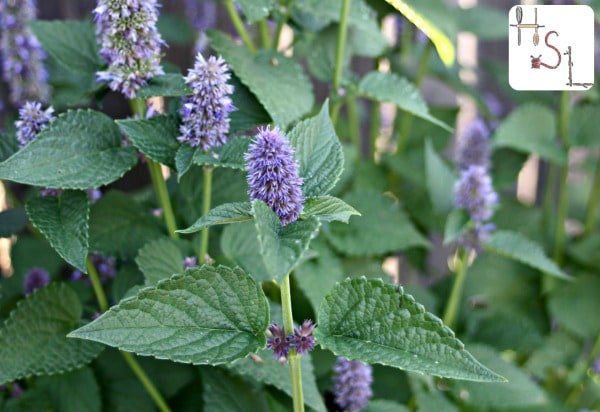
(258, 19, 271, 49)
(199, 166, 213, 263)
(224, 0, 256, 54)
(542, 163, 557, 236)
(553, 91, 571, 266)
(442, 249, 470, 329)
(86, 256, 109, 312)
(369, 101, 380, 160)
(584, 155, 600, 235)
(566, 334, 600, 406)
(330, 0, 351, 126)
(281, 275, 304, 412)
(346, 94, 361, 150)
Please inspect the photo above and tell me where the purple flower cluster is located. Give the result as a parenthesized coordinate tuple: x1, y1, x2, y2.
(23, 267, 50, 295)
(454, 119, 491, 172)
(15, 101, 54, 147)
(332, 357, 373, 412)
(93, 0, 165, 98)
(0, 0, 49, 105)
(245, 126, 304, 225)
(183, 256, 198, 269)
(178, 54, 235, 150)
(71, 254, 116, 284)
(266, 320, 316, 360)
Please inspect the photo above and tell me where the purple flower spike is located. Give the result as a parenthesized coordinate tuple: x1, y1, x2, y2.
(332, 357, 373, 412)
(454, 165, 498, 222)
(23, 267, 50, 295)
(455, 118, 491, 172)
(245, 126, 304, 225)
(183, 256, 198, 269)
(0, 0, 49, 105)
(15, 101, 54, 147)
(94, 0, 165, 98)
(266, 323, 292, 360)
(291, 320, 316, 354)
(178, 54, 235, 150)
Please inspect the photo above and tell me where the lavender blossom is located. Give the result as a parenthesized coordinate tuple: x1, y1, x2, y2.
(15, 101, 54, 147)
(94, 0, 165, 98)
(266, 323, 292, 360)
(455, 118, 491, 172)
(183, 256, 198, 269)
(454, 165, 498, 222)
(332, 357, 373, 412)
(0, 0, 49, 105)
(178, 54, 235, 150)
(10, 383, 22, 399)
(245, 126, 304, 225)
(40, 188, 63, 197)
(71, 254, 116, 283)
(86, 188, 102, 203)
(592, 357, 600, 375)
(290, 319, 316, 354)
(457, 222, 496, 253)
(23, 267, 50, 295)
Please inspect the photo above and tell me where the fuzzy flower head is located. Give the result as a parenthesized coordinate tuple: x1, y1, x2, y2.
(178, 54, 235, 150)
(291, 320, 316, 355)
(455, 118, 491, 172)
(454, 165, 498, 222)
(245, 126, 304, 225)
(15, 101, 54, 146)
(458, 222, 495, 252)
(266, 323, 291, 360)
(94, 0, 165, 98)
(183, 256, 198, 269)
(0, 0, 49, 105)
(332, 357, 373, 412)
(23, 267, 50, 295)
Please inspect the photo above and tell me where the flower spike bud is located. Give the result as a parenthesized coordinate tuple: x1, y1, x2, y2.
(332, 357, 373, 412)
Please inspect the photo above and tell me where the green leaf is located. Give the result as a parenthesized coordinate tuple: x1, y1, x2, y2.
(0, 208, 28, 238)
(492, 104, 566, 164)
(193, 137, 251, 170)
(570, 104, 600, 148)
(447, 344, 547, 408)
(383, 0, 455, 66)
(324, 191, 430, 256)
(200, 366, 268, 411)
(26, 191, 89, 272)
(69, 266, 269, 365)
(236, 0, 275, 23)
(178, 202, 253, 234)
(253, 200, 321, 283)
(288, 101, 344, 197)
(175, 144, 195, 178)
(157, 14, 195, 46)
(314, 278, 505, 382)
(89, 191, 164, 259)
(548, 273, 600, 339)
(0, 110, 138, 189)
(425, 139, 455, 214)
(136, 73, 192, 98)
(221, 222, 271, 282)
(227, 349, 327, 412)
(29, 20, 102, 74)
(229, 75, 271, 135)
(39, 367, 101, 412)
(364, 400, 411, 412)
(484, 230, 571, 280)
(302, 196, 360, 223)
(117, 115, 180, 169)
(0, 283, 104, 384)
(443, 209, 469, 244)
(0, 132, 19, 162)
(359, 72, 451, 131)
(209, 31, 314, 126)
(408, 374, 458, 412)
(135, 238, 184, 286)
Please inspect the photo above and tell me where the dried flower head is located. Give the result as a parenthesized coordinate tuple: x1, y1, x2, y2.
(94, 0, 165, 98)
(0, 0, 49, 105)
(454, 165, 498, 222)
(332, 357, 373, 412)
(23, 267, 50, 295)
(15, 101, 54, 147)
(178, 54, 235, 150)
(455, 118, 491, 172)
(266, 323, 292, 360)
(245, 126, 304, 225)
(290, 320, 316, 355)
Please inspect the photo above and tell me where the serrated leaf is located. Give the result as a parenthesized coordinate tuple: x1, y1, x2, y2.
(324, 191, 430, 256)
(39, 366, 101, 412)
(26, 191, 89, 272)
(221, 222, 271, 282)
(178, 202, 253, 234)
(425, 139, 455, 214)
(384, 0, 455, 66)
(135, 238, 184, 286)
(229, 75, 271, 135)
(175, 144, 195, 178)
(0, 283, 103, 384)
(200, 366, 269, 412)
(447, 344, 547, 408)
(69, 265, 269, 365)
(443, 209, 470, 244)
(89, 191, 164, 259)
(0, 208, 28, 238)
(136, 73, 192, 98)
(492, 104, 566, 164)
(227, 349, 327, 412)
(289, 101, 344, 197)
(117, 115, 180, 169)
(236, 0, 275, 23)
(209, 31, 313, 126)
(484, 230, 571, 280)
(29, 20, 102, 74)
(0, 110, 138, 189)
(358, 72, 451, 131)
(193, 137, 251, 170)
(302, 196, 360, 223)
(253, 200, 321, 283)
(314, 278, 505, 382)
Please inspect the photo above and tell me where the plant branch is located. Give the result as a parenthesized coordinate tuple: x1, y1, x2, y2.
(199, 166, 213, 262)
(330, 0, 351, 126)
(553, 91, 571, 266)
(224, 0, 256, 54)
(442, 248, 470, 329)
(281, 274, 305, 412)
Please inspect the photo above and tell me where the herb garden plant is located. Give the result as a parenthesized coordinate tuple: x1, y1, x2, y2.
(0, 0, 599, 411)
